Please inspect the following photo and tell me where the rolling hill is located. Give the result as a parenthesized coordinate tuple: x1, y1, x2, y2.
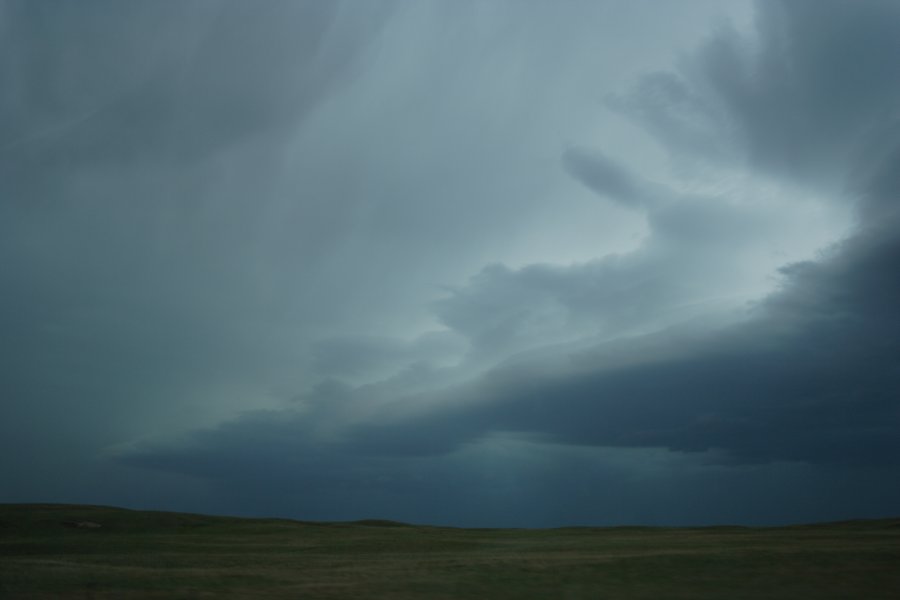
(2, 503, 898, 598)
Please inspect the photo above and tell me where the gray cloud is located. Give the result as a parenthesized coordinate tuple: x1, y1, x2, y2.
(120, 0, 900, 496)
(431, 174, 793, 364)
(0, 0, 395, 506)
(122, 418, 900, 527)
(350, 212, 900, 466)
(346, 0, 900, 468)
(311, 331, 465, 382)
(120, 201, 900, 522)
(610, 0, 900, 190)
(7, 0, 900, 527)
(0, 0, 384, 164)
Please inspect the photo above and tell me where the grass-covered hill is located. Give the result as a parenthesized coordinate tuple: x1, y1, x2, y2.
(1, 503, 898, 599)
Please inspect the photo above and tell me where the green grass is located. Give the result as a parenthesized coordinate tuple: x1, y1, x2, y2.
(1, 504, 898, 599)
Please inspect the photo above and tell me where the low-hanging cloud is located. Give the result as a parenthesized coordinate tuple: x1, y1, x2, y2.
(347, 213, 900, 467)
(386, 0, 900, 468)
(8, 0, 900, 526)
(123, 0, 900, 465)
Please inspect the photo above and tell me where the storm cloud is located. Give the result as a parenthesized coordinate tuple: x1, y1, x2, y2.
(5, 0, 900, 526)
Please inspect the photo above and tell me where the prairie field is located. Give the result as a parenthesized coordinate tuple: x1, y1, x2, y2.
(1, 504, 898, 599)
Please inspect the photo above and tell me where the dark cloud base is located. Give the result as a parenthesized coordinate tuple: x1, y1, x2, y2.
(5, 0, 900, 527)
(121, 210, 900, 525)
(119, 0, 900, 526)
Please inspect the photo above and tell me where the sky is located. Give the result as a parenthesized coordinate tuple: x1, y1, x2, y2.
(2, 0, 899, 527)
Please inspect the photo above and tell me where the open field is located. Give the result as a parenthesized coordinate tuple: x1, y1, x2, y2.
(1, 504, 898, 599)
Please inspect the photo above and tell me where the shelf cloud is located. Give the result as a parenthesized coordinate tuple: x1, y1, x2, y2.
(4, 0, 899, 526)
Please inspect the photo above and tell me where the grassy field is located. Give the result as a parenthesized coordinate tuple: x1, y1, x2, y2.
(1, 504, 898, 599)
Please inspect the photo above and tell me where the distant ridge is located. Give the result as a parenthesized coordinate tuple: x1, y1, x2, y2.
(2, 503, 898, 531)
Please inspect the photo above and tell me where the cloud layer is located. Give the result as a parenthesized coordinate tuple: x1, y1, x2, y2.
(5, 0, 900, 526)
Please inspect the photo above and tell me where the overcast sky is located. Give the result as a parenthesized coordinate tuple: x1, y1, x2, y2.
(3, 0, 899, 527)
